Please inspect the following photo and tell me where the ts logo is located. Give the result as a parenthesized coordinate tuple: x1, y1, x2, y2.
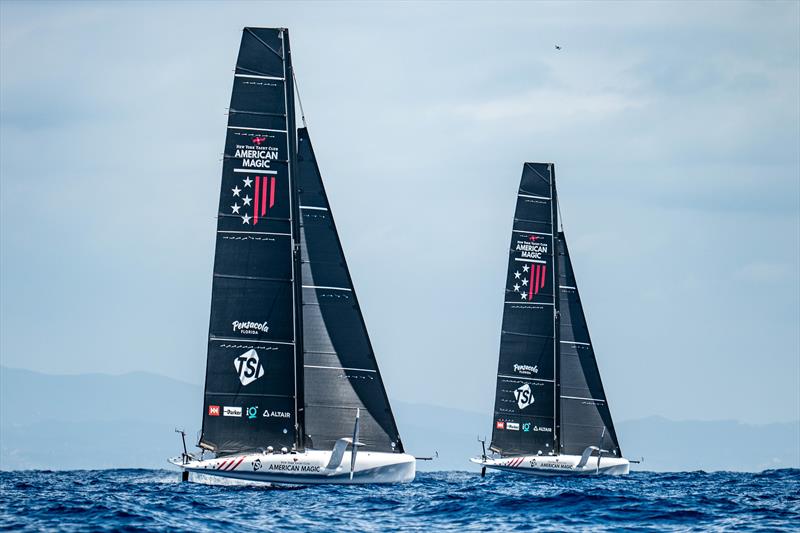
(234, 349, 265, 386)
(514, 383, 534, 410)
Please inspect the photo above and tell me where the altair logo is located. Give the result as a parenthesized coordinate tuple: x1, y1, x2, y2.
(234, 349, 265, 386)
(514, 383, 534, 410)
(263, 409, 291, 418)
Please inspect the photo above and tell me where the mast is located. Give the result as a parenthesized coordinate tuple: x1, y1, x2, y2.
(282, 29, 305, 452)
(550, 164, 561, 454)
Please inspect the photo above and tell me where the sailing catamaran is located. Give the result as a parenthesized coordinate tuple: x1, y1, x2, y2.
(169, 27, 415, 484)
(472, 163, 630, 476)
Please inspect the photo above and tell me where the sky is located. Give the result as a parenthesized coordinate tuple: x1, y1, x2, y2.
(1, 1, 798, 425)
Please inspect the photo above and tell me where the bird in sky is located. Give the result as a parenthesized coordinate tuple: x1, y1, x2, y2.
(555, 45, 562, 50)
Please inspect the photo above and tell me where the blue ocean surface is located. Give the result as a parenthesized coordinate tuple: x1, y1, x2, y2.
(1, 469, 798, 531)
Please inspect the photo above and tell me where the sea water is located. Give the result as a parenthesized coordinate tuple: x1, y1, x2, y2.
(1, 469, 798, 531)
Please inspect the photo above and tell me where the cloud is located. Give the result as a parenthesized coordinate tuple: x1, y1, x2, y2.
(449, 88, 646, 124)
(733, 262, 796, 284)
(0, 0, 798, 425)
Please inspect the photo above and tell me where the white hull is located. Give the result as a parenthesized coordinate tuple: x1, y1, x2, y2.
(170, 449, 416, 485)
(471, 453, 630, 476)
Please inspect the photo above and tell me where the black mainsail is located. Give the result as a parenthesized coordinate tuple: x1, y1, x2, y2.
(489, 161, 622, 459)
(557, 233, 622, 457)
(200, 28, 301, 454)
(199, 28, 403, 457)
(297, 128, 404, 453)
(490, 163, 559, 456)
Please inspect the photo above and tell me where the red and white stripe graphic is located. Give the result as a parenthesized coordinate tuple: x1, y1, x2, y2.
(253, 175, 276, 225)
(216, 456, 246, 471)
(506, 457, 526, 468)
(529, 263, 547, 299)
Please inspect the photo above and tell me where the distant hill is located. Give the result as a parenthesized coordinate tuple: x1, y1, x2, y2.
(1, 366, 797, 472)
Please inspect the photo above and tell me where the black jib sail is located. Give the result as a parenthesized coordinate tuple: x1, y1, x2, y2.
(297, 128, 404, 453)
(490, 163, 559, 456)
(557, 233, 622, 457)
(200, 28, 302, 455)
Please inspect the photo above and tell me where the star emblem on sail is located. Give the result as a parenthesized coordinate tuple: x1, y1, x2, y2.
(511, 262, 547, 300)
(231, 176, 276, 224)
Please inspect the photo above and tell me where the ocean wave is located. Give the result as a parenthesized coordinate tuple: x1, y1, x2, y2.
(1, 469, 798, 532)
